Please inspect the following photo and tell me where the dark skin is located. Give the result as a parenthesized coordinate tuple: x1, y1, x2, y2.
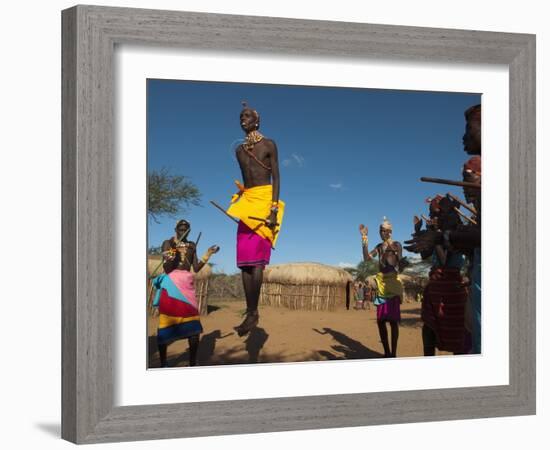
(359, 225, 402, 357)
(463, 113, 481, 155)
(157, 222, 219, 367)
(236, 109, 280, 227)
(161, 222, 219, 274)
(404, 108, 481, 254)
(421, 199, 465, 356)
(234, 108, 281, 336)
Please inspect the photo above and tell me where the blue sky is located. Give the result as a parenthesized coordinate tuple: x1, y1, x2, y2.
(147, 79, 480, 273)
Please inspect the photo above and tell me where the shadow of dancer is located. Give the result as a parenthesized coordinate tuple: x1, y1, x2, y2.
(244, 327, 269, 363)
(313, 327, 384, 360)
(197, 330, 232, 365)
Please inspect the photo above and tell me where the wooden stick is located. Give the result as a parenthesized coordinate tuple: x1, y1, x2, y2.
(454, 206, 478, 225)
(421, 176, 481, 189)
(421, 214, 431, 224)
(248, 215, 280, 227)
(210, 200, 239, 224)
(447, 192, 477, 214)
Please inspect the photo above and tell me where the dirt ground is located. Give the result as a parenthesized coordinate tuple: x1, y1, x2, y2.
(147, 299, 450, 368)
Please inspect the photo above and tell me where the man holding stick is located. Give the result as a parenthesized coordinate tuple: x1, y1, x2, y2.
(152, 219, 219, 367)
(405, 104, 482, 353)
(225, 102, 285, 337)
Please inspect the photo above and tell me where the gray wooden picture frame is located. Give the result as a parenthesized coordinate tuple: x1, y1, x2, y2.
(61, 5, 536, 444)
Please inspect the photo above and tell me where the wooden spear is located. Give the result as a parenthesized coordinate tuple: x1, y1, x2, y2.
(453, 207, 478, 225)
(421, 177, 480, 189)
(447, 192, 477, 215)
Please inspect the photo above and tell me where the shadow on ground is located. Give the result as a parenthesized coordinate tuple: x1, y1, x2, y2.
(400, 306, 423, 328)
(313, 327, 384, 360)
(148, 327, 282, 367)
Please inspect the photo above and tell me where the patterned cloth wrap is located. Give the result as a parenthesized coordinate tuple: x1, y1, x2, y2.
(152, 270, 202, 345)
(226, 181, 285, 267)
(422, 266, 469, 354)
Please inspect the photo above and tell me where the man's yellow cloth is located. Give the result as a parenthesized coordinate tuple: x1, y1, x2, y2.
(226, 181, 285, 246)
(374, 271, 404, 299)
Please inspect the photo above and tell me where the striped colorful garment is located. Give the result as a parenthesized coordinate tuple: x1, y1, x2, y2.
(421, 267, 469, 353)
(152, 270, 202, 345)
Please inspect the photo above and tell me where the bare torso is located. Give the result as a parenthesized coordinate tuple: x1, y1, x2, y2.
(236, 138, 277, 188)
(374, 241, 402, 271)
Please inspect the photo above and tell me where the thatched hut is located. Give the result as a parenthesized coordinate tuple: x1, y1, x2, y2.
(259, 262, 353, 311)
(399, 273, 428, 303)
(147, 255, 212, 315)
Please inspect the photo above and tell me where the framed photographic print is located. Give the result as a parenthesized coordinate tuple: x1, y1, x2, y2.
(62, 5, 535, 444)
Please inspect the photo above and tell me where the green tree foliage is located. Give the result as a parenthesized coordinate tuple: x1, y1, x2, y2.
(355, 259, 379, 281)
(148, 167, 201, 223)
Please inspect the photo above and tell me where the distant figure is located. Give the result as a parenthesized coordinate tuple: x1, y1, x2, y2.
(363, 282, 373, 310)
(353, 281, 365, 310)
(152, 219, 219, 367)
(359, 218, 404, 357)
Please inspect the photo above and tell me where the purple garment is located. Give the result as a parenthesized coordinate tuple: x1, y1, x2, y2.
(376, 296, 401, 322)
(236, 221, 272, 268)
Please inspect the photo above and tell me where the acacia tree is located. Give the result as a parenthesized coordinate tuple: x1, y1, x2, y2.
(354, 259, 379, 281)
(148, 167, 201, 223)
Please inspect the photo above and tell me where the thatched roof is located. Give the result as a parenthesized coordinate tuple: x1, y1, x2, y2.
(147, 255, 212, 279)
(263, 262, 353, 286)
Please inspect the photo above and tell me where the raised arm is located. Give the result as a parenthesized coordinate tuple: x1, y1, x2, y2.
(192, 244, 220, 273)
(191, 243, 204, 273)
(359, 224, 377, 261)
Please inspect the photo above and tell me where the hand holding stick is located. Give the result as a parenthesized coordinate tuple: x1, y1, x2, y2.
(446, 192, 477, 215)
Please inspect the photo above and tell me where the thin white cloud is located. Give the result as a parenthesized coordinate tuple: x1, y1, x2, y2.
(282, 153, 305, 168)
(291, 153, 305, 167)
(329, 183, 343, 190)
(338, 262, 355, 268)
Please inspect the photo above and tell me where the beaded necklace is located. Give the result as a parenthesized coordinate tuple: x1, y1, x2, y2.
(242, 130, 271, 171)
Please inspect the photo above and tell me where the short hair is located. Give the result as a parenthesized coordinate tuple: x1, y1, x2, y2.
(175, 219, 190, 229)
(464, 104, 481, 123)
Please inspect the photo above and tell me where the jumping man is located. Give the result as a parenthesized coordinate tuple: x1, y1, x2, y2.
(226, 102, 285, 336)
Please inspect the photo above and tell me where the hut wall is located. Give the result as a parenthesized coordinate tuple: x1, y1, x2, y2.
(259, 282, 347, 311)
(196, 279, 209, 315)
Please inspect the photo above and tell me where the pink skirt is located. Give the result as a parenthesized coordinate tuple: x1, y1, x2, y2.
(376, 296, 401, 322)
(236, 221, 272, 268)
